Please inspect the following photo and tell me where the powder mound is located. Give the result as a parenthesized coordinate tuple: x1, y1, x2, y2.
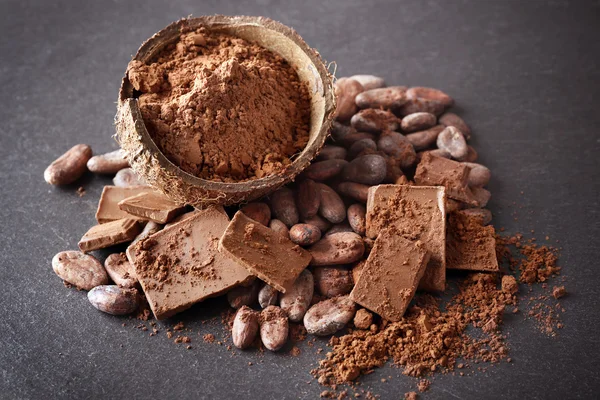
(129, 28, 311, 182)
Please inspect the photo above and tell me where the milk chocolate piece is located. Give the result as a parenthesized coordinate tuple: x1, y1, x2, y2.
(349, 230, 429, 322)
(130, 207, 252, 320)
(366, 184, 446, 292)
(414, 153, 476, 205)
(446, 211, 499, 272)
(78, 218, 142, 252)
(118, 191, 186, 223)
(95, 186, 155, 223)
(219, 211, 312, 293)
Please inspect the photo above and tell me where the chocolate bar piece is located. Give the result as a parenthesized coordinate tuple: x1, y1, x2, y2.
(350, 230, 429, 322)
(366, 184, 446, 292)
(414, 153, 476, 205)
(130, 207, 253, 320)
(78, 218, 142, 252)
(118, 191, 186, 223)
(95, 186, 155, 223)
(446, 211, 499, 272)
(219, 211, 312, 293)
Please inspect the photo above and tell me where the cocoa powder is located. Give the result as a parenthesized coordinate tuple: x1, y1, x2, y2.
(129, 28, 311, 182)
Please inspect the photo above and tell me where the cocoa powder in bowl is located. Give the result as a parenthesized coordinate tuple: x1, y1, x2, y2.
(129, 28, 311, 183)
(116, 16, 336, 207)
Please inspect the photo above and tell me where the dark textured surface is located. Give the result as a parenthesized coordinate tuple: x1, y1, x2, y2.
(1, 1, 599, 399)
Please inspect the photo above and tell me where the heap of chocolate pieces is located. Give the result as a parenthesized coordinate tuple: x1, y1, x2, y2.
(48, 74, 499, 354)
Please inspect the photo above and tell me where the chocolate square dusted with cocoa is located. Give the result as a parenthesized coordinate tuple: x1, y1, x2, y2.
(219, 211, 312, 293)
(95, 185, 156, 223)
(414, 153, 476, 205)
(366, 184, 446, 292)
(130, 207, 253, 320)
(446, 211, 499, 272)
(350, 230, 429, 322)
(78, 218, 142, 252)
(118, 191, 186, 224)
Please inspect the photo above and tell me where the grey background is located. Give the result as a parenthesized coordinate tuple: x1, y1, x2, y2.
(1, 0, 599, 399)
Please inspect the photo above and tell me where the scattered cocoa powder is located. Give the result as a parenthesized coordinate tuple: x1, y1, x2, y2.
(312, 232, 565, 392)
(129, 28, 311, 182)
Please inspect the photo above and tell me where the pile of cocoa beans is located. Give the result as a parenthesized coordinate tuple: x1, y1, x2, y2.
(229, 74, 492, 351)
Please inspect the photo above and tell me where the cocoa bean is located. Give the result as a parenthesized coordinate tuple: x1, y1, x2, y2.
(104, 253, 137, 288)
(399, 87, 453, 117)
(317, 183, 346, 224)
(350, 109, 399, 133)
(240, 202, 271, 226)
(463, 162, 491, 187)
(437, 126, 468, 160)
(302, 214, 331, 233)
(316, 145, 347, 161)
(377, 132, 417, 169)
(405, 125, 444, 151)
(296, 179, 320, 220)
(351, 260, 366, 284)
(308, 232, 365, 266)
(384, 156, 405, 183)
(349, 74, 386, 90)
(313, 266, 354, 298)
(339, 131, 376, 148)
(289, 223, 322, 246)
(330, 121, 355, 143)
(232, 305, 259, 349)
(417, 148, 451, 161)
(303, 295, 356, 336)
(407, 86, 453, 108)
(348, 138, 377, 159)
(270, 187, 299, 227)
(240, 202, 270, 226)
(465, 145, 478, 162)
(347, 204, 366, 235)
(280, 269, 314, 322)
(439, 112, 471, 139)
(227, 280, 260, 309)
(44, 144, 92, 185)
(113, 167, 146, 187)
(269, 219, 290, 238)
(335, 181, 369, 203)
(86, 149, 129, 174)
(88, 285, 139, 315)
(303, 159, 348, 181)
(400, 112, 437, 133)
(258, 284, 279, 308)
(259, 306, 289, 351)
(130, 221, 163, 247)
(342, 154, 387, 185)
(355, 86, 408, 109)
(324, 222, 353, 237)
(52, 251, 108, 290)
(469, 187, 491, 208)
(334, 78, 364, 122)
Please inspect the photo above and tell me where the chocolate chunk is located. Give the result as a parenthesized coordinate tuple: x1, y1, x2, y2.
(366, 185, 446, 292)
(414, 153, 476, 205)
(446, 211, 499, 272)
(118, 191, 186, 223)
(130, 207, 252, 320)
(350, 230, 429, 322)
(95, 185, 155, 223)
(78, 219, 142, 252)
(219, 211, 312, 293)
